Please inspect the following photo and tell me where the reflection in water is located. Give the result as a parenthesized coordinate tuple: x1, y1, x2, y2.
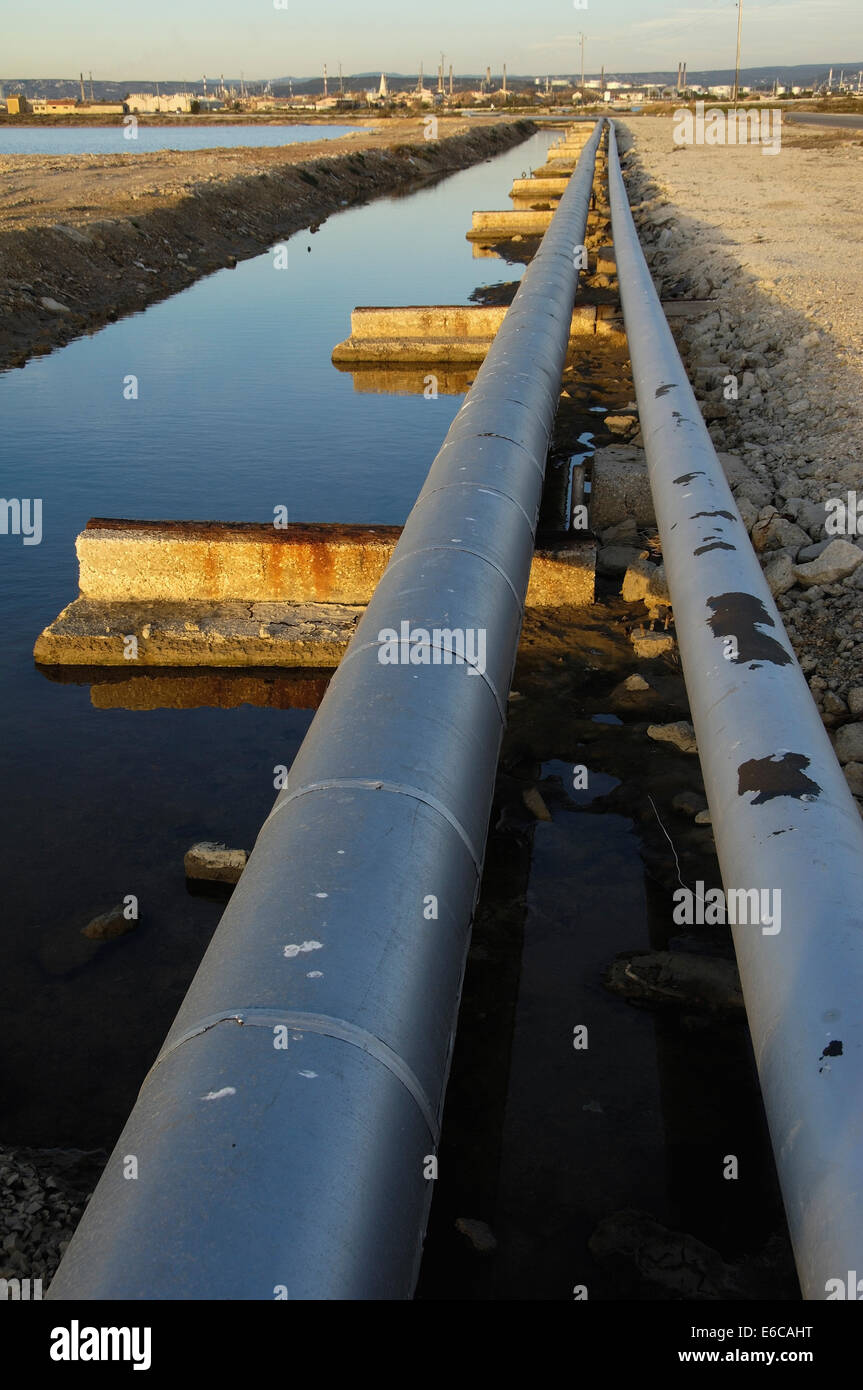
(333, 364, 479, 396)
(36, 665, 333, 712)
(0, 128, 565, 1148)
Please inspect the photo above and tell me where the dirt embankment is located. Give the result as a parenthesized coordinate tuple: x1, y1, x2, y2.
(0, 117, 536, 371)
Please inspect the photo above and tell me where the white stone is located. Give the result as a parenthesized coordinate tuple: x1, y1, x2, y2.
(794, 540, 863, 587)
(647, 721, 698, 754)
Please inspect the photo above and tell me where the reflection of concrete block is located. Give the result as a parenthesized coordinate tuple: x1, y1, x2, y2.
(591, 446, 655, 530)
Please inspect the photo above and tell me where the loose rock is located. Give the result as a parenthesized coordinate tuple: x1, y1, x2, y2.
(522, 787, 552, 822)
(184, 841, 248, 883)
(647, 721, 698, 754)
(793, 539, 863, 588)
(80, 903, 138, 941)
(835, 723, 863, 765)
(843, 763, 863, 797)
(454, 1217, 498, 1254)
(631, 628, 675, 659)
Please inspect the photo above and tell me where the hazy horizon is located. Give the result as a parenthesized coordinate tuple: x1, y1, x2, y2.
(2, 0, 861, 82)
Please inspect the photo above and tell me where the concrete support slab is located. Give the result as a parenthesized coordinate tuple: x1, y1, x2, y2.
(77, 520, 400, 605)
(543, 155, 601, 174)
(510, 177, 569, 205)
(511, 177, 570, 196)
(332, 303, 600, 363)
(332, 300, 714, 365)
(34, 598, 364, 668)
(346, 305, 505, 342)
(468, 209, 555, 238)
(468, 209, 605, 243)
(35, 522, 596, 666)
(528, 536, 596, 605)
(597, 244, 617, 275)
(532, 161, 595, 178)
(590, 445, 656, 530)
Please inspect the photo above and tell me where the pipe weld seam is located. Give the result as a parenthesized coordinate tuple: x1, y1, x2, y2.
(383, 543, 526, 615)
(441, 431, 546, 482)
(413, 481, 537, 534)
(144, 1009, 441, 1142)
(334, 637, 508, 723)
(261, 777, 484, 874)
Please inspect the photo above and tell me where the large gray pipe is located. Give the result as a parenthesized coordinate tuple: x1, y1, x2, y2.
(48, 121, 604, 1300)
(607, 123, 863, 1299)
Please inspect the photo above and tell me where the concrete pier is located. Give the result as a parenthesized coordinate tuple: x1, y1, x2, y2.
(35, 519, 596, 666)
(510, 177, 570, 205)
(332, 303, 601, 363)
(468, 208, 555, 238)
(332, 299, 712, 365)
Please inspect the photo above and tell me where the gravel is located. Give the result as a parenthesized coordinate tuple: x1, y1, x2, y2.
(619, 117, 863, 763)
(0, 1144, 106, 1286)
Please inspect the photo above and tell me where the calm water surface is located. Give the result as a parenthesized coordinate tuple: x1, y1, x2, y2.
(0, 129, 559, 1146)
(0, 124, 362, 155)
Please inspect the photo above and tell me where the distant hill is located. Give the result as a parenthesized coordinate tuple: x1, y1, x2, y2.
(2, 63, 860, 100)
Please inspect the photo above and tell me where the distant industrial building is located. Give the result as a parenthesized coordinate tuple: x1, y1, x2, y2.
(126, 92, 194, 114)
(31, 98, 78, 113)
(29, 98, 125, 115)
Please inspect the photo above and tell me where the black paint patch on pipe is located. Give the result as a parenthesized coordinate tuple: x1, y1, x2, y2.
(655, 383, 676, 397)
(691, 510, 736, 521)
(695, 541, 736, 555)
(737, 752, 821, 805)
(706, 592, 792, 667)
(674, 471, 705, 485)
(819, 1039, 843, 1072)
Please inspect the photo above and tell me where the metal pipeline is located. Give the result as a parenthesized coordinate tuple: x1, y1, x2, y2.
(607, 122, 863, 1299)
(47, 121, 604, 1300)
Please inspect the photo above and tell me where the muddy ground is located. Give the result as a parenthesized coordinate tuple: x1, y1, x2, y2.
(0, 116, 536, 371)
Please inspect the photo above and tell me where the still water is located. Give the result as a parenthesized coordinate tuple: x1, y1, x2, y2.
(0, 124, 362, 156)
(0, 128, 560, 1147)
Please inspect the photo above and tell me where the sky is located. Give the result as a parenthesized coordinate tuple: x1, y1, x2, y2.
(1, 0, 861, 80)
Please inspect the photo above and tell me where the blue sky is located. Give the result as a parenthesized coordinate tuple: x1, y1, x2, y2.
(1, 0, 861, 79)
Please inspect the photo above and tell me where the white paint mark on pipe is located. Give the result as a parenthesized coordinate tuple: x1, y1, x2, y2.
(283, 940, 324, 958)
(201, 1087, 236, 1101)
